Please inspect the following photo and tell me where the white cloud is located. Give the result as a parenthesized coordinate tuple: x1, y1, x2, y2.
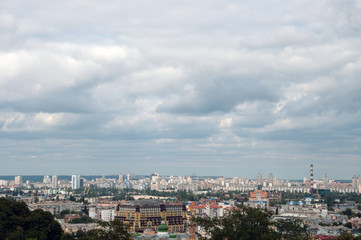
(0, 0, 361, 177)
(1, 112, 77, 132)
(0, 12, 16, 32)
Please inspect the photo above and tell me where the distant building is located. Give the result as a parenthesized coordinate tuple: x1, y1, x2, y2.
(126, 173, 132, 182)
(257, 173, 262, 190)
(71, 175, 81, 189)
(43, 175, 51, 184)
(100, 209, 115, 222)
(14, 176, 22, 186)
(115, 201, 187, 233)
(0, 180, 9, 186)
(119, 174, 123, 183)
(268, 173, 274, 186)
(52, 175, 58, 188)
(80, 178, 84, 188)
(151, 173, 160, 191)
(247, 190, 269, 207)
(323, 174, 329, 188)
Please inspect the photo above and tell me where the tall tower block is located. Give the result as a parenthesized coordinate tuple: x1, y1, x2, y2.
(310, 164, 314, 195)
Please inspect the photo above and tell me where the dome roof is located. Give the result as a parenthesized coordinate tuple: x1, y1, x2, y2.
(158, 223, 168, 232)
(158, 218, 168, 232)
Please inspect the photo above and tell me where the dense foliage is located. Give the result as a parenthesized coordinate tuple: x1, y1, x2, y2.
(0, 198, 62, 240)
(0, 197, 130, 240)
(335, 234, 361, 240)
(60, 220, 131, 240)
(322, 193, 361, 207)
(194, 206, 309, 240)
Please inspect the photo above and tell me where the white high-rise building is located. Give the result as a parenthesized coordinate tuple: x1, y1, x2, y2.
(126, 173, 132, 182)
(72, 175, 81, 189)
(14, 176, 22, 186)
(151, 173, 160, 190)
(43, 175, 51, 184)
(52, 175, 58, 188)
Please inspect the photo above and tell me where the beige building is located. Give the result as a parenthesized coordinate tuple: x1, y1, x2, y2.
(115, 201, 187, 233)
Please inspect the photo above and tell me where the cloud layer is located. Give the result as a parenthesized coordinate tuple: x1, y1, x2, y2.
(1, 0, 361, 178)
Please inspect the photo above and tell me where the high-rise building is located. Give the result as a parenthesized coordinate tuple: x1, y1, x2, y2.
(119, 174, 123, 183)
(43, 175, 51, 184)
(14, 176, 22, 186)
(323, 174, 328, 188)
(72, 175, 81, 189)
(353, 175, 358, 189)
(151, 173, 160, 190)
(268, 173, 274, 186)
(257, 173, 262, 190)
(310, 164, 314, 195)
(126, 173, 132, 182)
(52, 175, 58, 188)
(80, 178, 84, 188)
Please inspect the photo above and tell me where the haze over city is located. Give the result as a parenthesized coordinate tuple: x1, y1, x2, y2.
(0, 0, 361, 178)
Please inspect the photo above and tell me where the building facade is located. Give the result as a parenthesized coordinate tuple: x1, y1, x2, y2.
(115, 202, 187, 233)
(71, 175, 80, 189)
(52, 175, 58, 188)
(247, 190, 269, 207)
(14, 176, 22, 186)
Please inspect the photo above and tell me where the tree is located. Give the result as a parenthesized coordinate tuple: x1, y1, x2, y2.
(78, 220, 131, 240)
(343, 208, 354, 219)
(336, 233, 361, 240)
(274, 219, 309, 240)
(194, 206, 278, 240)
(194, 206, 309, 240)
(60, 233, 76, 240)
(344, 222, 353, 229)
(0, 198, 62, 240)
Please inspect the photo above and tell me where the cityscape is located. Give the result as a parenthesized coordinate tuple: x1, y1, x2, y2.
(1, 0, 361, 239)
(2, 165, 361, 239)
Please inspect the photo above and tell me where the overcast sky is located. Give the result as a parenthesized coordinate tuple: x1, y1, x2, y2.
(1, 0, 361, 179)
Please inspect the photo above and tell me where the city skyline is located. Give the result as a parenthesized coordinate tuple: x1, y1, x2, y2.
(0, 166, 356, 181)
(1, 1, 361, 178)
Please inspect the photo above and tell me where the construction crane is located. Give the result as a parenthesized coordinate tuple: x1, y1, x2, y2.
(188, 202, 197, 240)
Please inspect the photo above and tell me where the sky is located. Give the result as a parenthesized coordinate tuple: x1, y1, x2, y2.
(0, 0, 361, 179)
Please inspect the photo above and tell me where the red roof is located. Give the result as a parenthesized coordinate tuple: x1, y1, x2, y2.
(209, 204, 222, 209)
(193, 205, 206, 209)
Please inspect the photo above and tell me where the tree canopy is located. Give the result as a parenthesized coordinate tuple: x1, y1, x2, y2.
(0, 198, 62, 240)
(194, 206, 309, 240)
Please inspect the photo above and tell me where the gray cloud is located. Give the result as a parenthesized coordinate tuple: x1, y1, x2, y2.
(0, 0, 361, 178)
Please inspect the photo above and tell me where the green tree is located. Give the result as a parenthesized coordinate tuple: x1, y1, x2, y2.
(274, 219, 309, 240)
(194, 206, 278, 240)
(0, 198, 62, 240)
(344, 222, 353, 229)
(78, 220, 131, 240)
(343, 208, 354, 219)
(60, 233, 76, 240)
(194, 206, 309, 240)
(336, 233, 361, 240)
